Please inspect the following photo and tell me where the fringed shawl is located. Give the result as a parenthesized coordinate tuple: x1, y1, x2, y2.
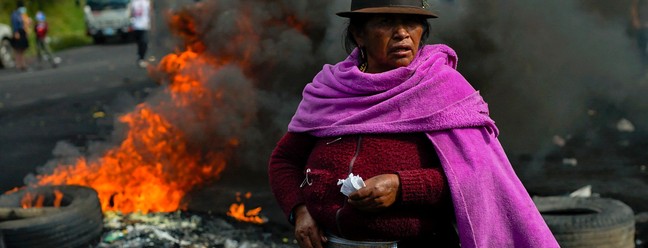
(288, 44, 558, 247)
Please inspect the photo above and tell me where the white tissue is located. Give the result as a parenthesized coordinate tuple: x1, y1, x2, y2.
(337, 173, 365, 196)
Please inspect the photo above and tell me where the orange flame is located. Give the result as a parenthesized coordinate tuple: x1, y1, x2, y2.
(16, 5, 304, 216)
(27, 11, 253, 214)
(33, 100, 230, 213)
(54, 189, 63, 207)
(31, 51, 231, 213)
(6, 187, 20, 194)
(21, 192, 33, 209)
(227, 192, 265, 224)
(285, 15, 306, 33)
(35, 194, 45, 208)
(19, 190, 62, 209)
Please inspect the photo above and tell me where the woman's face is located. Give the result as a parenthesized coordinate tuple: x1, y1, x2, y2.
(352, 14, 424, 73)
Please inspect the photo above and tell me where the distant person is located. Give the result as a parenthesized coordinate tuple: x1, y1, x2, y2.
(34, 11, 61, 68)
(131, 0, 152, 68)
(632, 0, 648, 62)
(10, 1, 30, 71)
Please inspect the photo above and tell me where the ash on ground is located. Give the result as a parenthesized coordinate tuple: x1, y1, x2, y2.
(97, 211, 296, 248)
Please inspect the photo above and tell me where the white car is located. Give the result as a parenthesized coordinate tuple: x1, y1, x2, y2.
(0, 23, 15, 68)
(84, 0, 133, 44)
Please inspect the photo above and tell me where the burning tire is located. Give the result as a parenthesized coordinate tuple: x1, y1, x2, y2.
(0, 185, 103, 248)
(533, 196, 635, 248)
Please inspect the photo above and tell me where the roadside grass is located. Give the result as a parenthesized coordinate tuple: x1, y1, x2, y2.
(0, 0, 91, 53)
(40, 1, 92, 51)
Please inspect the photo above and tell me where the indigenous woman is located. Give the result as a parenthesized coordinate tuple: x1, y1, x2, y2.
(269, 1, 559, 247)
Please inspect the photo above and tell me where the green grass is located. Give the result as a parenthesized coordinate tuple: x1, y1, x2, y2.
(40, 1, 93, 50)
(0, 0, 91, 53)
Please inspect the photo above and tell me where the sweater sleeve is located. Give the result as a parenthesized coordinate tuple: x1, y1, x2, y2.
(268, 132, 317, 221)
(396, 167, 449, 206)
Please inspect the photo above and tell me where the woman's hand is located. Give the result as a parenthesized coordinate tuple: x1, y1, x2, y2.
(294, 204, 327, 248)
(348, 174, 400, 212)
(14, 32, 20, 39)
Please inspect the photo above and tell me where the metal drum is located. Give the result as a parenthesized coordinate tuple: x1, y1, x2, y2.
(326, 235, 398, 248)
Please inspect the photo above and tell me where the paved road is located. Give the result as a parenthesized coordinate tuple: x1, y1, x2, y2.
(0, 43, 152, 110)
(0, 43, 158, 192)
(0, 43, 290, 227)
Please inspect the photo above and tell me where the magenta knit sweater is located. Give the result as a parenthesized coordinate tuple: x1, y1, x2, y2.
(268, 132, 455, 242)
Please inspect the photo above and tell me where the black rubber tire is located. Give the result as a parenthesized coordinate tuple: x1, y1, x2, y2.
(533, 196, 635, 248)
(0, 185, 104, 248)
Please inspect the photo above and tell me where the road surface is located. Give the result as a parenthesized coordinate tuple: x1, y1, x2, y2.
(0, 43, 157, 192)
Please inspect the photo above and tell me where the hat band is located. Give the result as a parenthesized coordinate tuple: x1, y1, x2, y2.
(351, 0, 426, 11)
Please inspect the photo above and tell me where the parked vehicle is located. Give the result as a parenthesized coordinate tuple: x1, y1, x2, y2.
(84, 0, 133, 44)
(0, 23, 15, 69)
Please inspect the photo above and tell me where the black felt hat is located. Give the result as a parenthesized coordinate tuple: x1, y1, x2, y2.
(337, 0, 438, 18)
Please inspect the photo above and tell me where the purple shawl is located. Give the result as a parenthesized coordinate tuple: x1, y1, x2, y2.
(288, 45, 559, 247)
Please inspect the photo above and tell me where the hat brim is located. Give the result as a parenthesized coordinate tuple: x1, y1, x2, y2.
(336, 7, 438, 18)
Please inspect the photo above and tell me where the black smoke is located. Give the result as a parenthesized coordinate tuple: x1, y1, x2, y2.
(428, 0, 647, 166)
(32, 0, 648, 192)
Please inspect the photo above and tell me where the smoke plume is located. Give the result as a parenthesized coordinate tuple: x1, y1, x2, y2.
(31, 0, 648, 197)
(429, 0, 646, 164)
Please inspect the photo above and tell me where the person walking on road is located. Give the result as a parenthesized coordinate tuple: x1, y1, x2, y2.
(34, 11, 61, 68)
(632, 0, 648, 63)
(10, 1, 30, 71)
(131, 0, 152, 68)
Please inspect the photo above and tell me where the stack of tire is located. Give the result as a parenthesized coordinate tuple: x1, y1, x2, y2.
(534, 196, 636, 248)
(0, 185, 104, 248)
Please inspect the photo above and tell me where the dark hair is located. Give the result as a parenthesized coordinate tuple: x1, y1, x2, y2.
(343, 14, 431, 54)
(17, 0, 24, 8)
